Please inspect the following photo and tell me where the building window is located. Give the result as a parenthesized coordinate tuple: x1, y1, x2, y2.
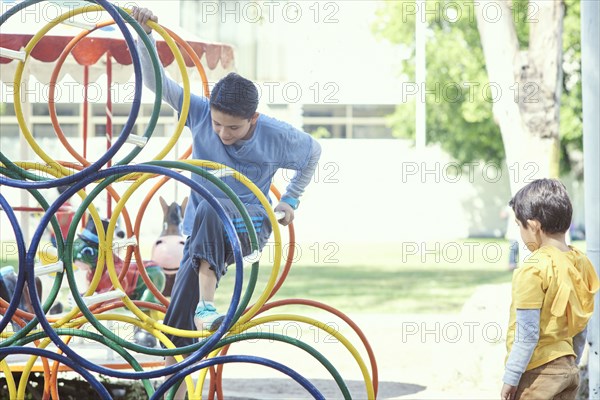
(303, 105, 347, 118)
(0, 124, 19, 137)
(32, 103, 79, 117)
(303, 124, 345, 139)
(352, 104, 395, 118)
(1, 102, 179, 141)
(352, 125, 392, 139)
(302, 104, 394, 139)
(0, 104, 16, 116)
(142, 103, 177, 117)
(95, 124, 139, 137)
(92, 103, 132, 117)
(33, 123, 79, 138)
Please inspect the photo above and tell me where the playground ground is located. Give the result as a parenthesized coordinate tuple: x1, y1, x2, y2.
(15, 285, 511, 399)
(188, 241, 516, 398)
(195, 283, 512, 400)
(3, 240, 563, 398)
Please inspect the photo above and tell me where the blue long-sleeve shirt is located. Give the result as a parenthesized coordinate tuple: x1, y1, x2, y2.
(135, 34, 321, 234)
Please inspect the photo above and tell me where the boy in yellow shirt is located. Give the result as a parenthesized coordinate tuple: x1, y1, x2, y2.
(501, 179, 599, 400)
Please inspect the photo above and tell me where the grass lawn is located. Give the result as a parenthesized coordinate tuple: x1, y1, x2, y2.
(259, 263, 511, 314)
(215, 238, 521, 314)
(4, 239, 585, 315)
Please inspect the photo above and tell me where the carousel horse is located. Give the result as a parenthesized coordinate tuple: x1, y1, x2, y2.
(150, 196, 187, 297)
(72, 218, 166, 347)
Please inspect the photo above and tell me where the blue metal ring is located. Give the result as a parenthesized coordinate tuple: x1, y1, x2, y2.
(0, 0, 142, 189)
(24, 163, 244, 380)
(0, 194, 26, 335)
(0, 346, 112, 399)
(152, 355, 325, 400)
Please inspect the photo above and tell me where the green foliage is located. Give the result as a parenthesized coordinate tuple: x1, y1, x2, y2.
(374, 0, 504, 165)
(309, 126, 332, 139)
(560, 0, 583, 176)
(374, 0, 583, 172)
(512, 0, 531, 46)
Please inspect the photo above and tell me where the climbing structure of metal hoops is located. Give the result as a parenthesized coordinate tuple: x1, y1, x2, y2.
(0, 2, 378, 399)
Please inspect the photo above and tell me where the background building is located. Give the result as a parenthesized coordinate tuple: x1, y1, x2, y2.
(180, 0, 407, 139)
(1, 0, 583, 246)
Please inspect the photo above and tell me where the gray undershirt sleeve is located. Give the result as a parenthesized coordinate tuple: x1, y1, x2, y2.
(573, 325, 588, 365)
(283, 140, 322, 201)
(135, 33, 183, 112)
(503, 308, 540, 387)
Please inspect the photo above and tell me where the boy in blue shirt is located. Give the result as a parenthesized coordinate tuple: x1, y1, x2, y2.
(131, 6, 321, 381)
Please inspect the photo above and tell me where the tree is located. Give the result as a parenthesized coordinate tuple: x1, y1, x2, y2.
(374, 0, 583, 185)
(475, 0, 564, 193)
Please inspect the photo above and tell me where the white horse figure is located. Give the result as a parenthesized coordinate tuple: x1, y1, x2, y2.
(151, 196, 188, 296)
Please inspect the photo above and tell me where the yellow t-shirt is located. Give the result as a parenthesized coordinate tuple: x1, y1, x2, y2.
(506, 245, 599, 370)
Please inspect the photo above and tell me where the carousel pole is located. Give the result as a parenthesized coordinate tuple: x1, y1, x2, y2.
(81, 64, 89, 229)
(83, 65, 89, 159)
(106, 51, 112, 218)
(19, 70, 31, 242)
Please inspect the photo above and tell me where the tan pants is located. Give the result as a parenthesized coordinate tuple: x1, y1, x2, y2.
(516, 355, 580, 400)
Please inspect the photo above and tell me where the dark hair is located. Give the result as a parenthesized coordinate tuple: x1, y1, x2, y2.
(509, 178, 572, 234)
(210, 72, 258, 119)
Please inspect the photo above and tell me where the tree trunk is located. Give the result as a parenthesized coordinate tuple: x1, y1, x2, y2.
(475, 0, 564, 194)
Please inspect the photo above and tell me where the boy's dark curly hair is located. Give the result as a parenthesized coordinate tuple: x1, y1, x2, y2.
(210, 72, 258, 119)
(509, 178, 572, 234)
